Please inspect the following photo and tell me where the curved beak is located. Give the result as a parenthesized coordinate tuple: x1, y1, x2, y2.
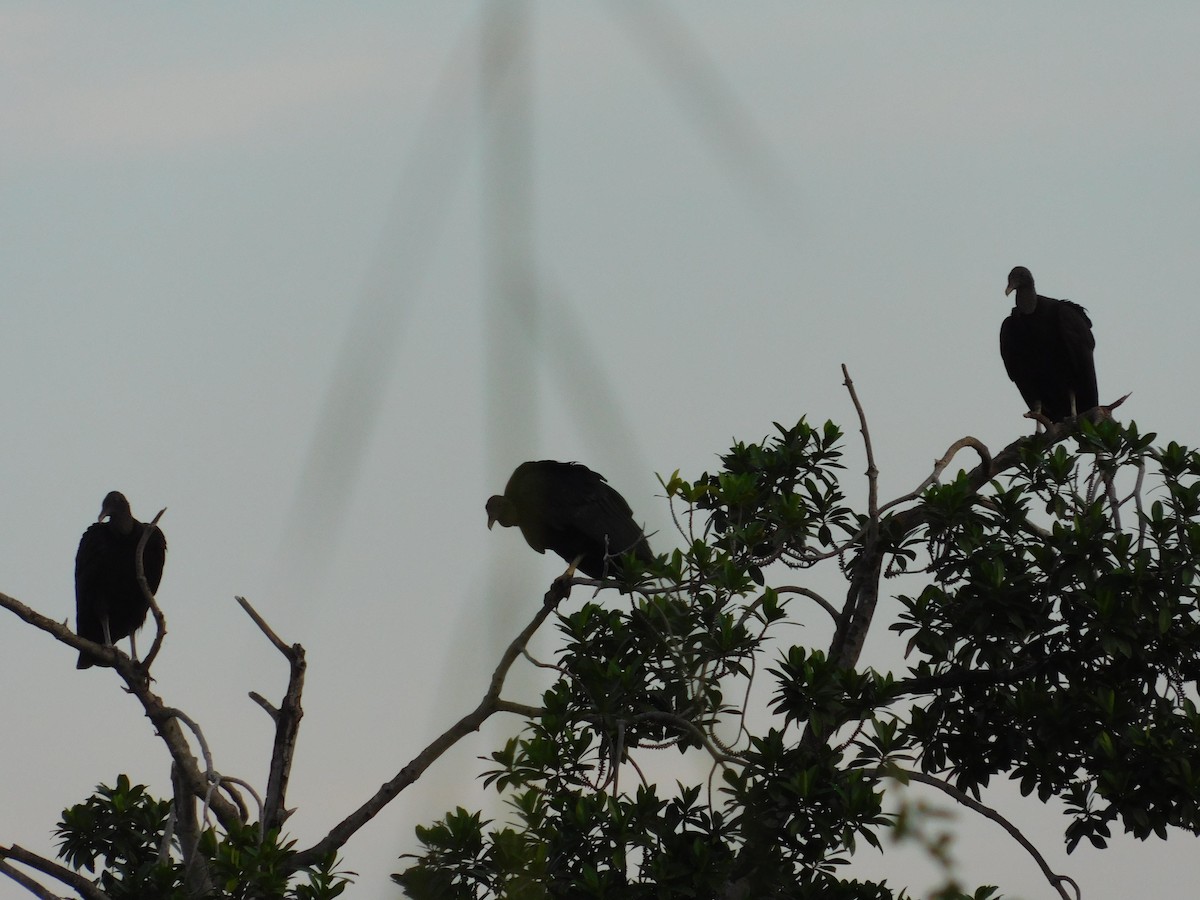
(487, 515, 497, 530)
(1004, 283, 1014, 296)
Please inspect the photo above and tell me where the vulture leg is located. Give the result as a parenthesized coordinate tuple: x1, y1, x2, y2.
(102, 616, 113, 647)
(129, 630, 139, 663)
(1023, 401, 1051, 433)
(546, 554, 587, 607)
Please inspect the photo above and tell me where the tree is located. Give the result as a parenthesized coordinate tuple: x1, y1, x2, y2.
(395, 376, 1200, 899)
(4, 376, 1199, 899)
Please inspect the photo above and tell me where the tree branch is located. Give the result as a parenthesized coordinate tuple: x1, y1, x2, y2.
(284, 580, 560, 872)
(878, 436, 992, 516)
(0, 845, 107, 900)
(892, 770, 1081, 900)
(171, 763, 213, 898)
(237, 596, 306, 833)
(0, 860, 62, 900)
(0, 588, 242, 830)
(136, 507, 167, 671)
(842, 364, 879, 522)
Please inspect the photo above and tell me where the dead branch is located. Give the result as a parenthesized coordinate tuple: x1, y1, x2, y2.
(237, 596, 306, 833)
(171, 763, 213, 898)
(284, 580, 560, 873)
(842, 364, 879, 521)
(221, 777, 264, 828)
(248, 692, 279, 721)
(894, 770, 1080, 900)
(237, 595, 294, 657)
(0, 588, 240, 829)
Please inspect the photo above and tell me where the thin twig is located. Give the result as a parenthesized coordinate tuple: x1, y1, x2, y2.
(221, 776, 265, 829)
(248, 692, 279, 721)
(137, 507, 168, 671)
(164, 707, 216, 776)
(1131, 459, 1148, 552)
(237, 595, 293, 657)
(879, 437, 993, 516)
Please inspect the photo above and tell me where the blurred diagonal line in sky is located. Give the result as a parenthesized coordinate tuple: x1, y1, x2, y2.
(610, 0, 801, 222)
(284, 1, 791, 608)
(278, 12, 485, 602)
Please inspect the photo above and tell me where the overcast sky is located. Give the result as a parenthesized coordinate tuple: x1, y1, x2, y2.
(3, 3, 1199, 898)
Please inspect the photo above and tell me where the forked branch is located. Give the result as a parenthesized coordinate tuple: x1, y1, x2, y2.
(237, 596, 306, 833)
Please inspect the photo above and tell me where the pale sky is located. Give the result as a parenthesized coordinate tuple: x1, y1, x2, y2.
(3, 3, 1199, 898)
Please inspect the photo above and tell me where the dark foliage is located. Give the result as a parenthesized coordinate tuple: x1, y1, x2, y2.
(55, 776, 352, 899)
(402, 416, 1200, 898)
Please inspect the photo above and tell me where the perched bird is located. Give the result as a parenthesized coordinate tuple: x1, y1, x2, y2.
(486, 460, 653, 579)
(999, 266, 1098, 423)
(75, 491, 167, 669)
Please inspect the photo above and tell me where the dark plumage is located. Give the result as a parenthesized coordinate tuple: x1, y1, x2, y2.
(486, 460, 653, 579)
(75, 491, 167, 669)
(999, 266, 1098, 423)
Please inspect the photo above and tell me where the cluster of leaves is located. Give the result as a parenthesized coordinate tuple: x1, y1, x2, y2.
(680, 418, 851, 578)
(55, 774, 352, 899)
(895, 419, 1200, 852)
(398, 417, 1200, 898)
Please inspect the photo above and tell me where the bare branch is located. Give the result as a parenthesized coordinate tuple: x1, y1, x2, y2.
(248, 692, 279, 721)
(0, 590, 121, 666)
(841, 364, 879, 521)
(767, 585, 838, 621)
(236, 595, 293, 657)
(494, 699, 543, 718)
(171, 763, 213, 898)
(0, 589, 242, 831)
(879, 436, 992, 516)
(122, 674, 242, 831)
(237, 596, 306, 833)
(0, 860, 61, 900)
(0, 845, 107, 900)
(221, 777, 265, 829)
(137, 507, 168, 671)
(285, 580, 560, 872)
(164, 707, 216, 776)
(892, 770, 1080, 900)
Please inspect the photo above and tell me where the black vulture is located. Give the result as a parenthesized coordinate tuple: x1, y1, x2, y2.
(75, 491, 167, 669)
(486, 460, 653, 579)
(999, 266, 1098, 423)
